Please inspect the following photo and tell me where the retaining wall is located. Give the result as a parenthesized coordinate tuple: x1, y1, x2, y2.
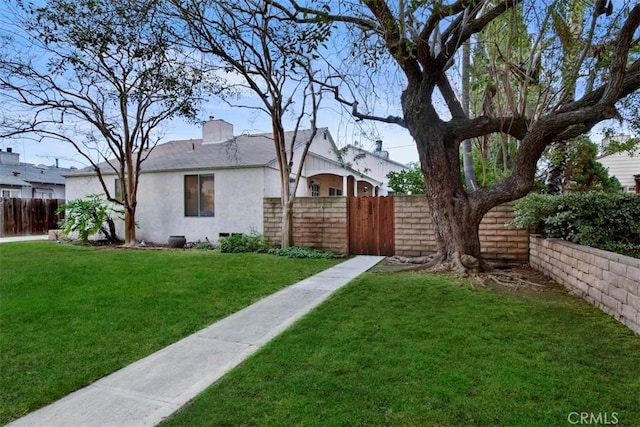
(530, 235, 640, 335)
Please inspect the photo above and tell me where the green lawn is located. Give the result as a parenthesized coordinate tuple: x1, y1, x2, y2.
(0, 242, 339, 424)
(162, 271, 640, 427)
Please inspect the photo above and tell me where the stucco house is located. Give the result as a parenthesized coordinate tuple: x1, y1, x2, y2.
(64, 118, 408, 244)
(0, 148, 70, 199)
(597, 149, 640, 193)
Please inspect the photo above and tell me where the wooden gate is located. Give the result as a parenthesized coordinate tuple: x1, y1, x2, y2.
(348, 196, 395, 256)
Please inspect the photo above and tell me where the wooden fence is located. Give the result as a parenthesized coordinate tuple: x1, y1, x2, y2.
(0, 198, 65, 237)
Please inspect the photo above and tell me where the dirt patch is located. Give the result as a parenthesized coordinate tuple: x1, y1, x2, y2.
(372, 257, 565, 295)
(481, 265, 565, 295)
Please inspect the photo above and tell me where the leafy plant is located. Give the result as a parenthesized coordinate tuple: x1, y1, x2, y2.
(386, 163, 425, 195)
(513, 192, 640, 258)
(192, 241, 214, 250)
(564, 137, 621, 192)
(56, 194, 122, 244)
(267, 247, 335, 259)
(219, 232, 269, 253)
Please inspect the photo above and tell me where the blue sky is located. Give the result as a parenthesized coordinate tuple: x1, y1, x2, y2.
(1, 96, 420, 169)
(3, 0, 637, 169)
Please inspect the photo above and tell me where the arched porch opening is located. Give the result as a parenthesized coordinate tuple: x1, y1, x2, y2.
(305, 171, 380, 197)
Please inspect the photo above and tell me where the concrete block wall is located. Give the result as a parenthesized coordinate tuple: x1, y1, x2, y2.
(394, 197, 529, 264)
(393, 196, 437, 256)
(479, 202, 530, 264)
(263, 197, 348, 254)
(530, 235, 640, 335)
(265, 196, 527, 263)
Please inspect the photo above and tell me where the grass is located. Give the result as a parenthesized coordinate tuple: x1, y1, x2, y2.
(0, 241, 339, 424)
(162, 271, 640, 427)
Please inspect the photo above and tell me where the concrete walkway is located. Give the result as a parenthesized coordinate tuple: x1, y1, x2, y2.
(8, 255, 385, 427)
(0, 235, 48, 243)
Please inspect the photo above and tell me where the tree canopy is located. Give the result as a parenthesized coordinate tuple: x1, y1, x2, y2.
(0, 0, 205, 244)
(287, 0, 640, 272)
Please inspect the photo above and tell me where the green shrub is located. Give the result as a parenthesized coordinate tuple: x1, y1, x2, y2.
(192, 242, 214, 250)
(219, 233, 269, 253)
(56, 194, 122, 244)
(513, 192, 640, 258)
(267, 246, 335, 259)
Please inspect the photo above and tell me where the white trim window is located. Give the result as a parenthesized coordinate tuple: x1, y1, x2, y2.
(115, 178, 122, 200)
(33, 188, 54, 199)
(184, 174, 215, 217)
(328, 187, 343, 196)
(310, 182, 320, 197)
(1, 188, 21, 198)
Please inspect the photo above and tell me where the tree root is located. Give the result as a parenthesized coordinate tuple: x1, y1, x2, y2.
(389, 255, 437, 264)
(388, 253, 483, 275)
(386, 256, 554, 291)
(482, 271, 548, 291)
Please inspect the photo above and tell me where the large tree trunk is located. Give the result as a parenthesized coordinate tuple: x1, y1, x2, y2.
(404, 85, 488, 273)
(545, 141, 568, 194)
(124, 207, 137, 246)
(416, 126, 486, 273)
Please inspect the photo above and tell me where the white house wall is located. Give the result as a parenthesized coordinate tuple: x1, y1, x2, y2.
(304, 155, 340, 171)
(597, 152, 640, 191)
(344, 147, 408, 188)
(308, 130, 339, 159)
(65, 167, 266, 244)
(263, 167, 283, 198)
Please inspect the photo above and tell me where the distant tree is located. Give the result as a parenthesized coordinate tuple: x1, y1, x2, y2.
(564, 137, 621, 192)
(0, 0, 204, 245)
(386, 163, 425, 195)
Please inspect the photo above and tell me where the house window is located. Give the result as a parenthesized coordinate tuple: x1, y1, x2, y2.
(310, 182, 320, 197)
(33, 188, 54, 199)
(1, 189, 21, 198)
(115, 178, 122, 200)
(289, 176, 296, 196)
(328, 187, 343, 196)
(185, 174, 215, 217)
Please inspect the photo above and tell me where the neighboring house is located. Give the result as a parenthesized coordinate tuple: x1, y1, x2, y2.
(597, 149, 640, 193)
(334, 141, 409, 196)
(64, 118, 409, 244)
(0, 148, 70, 199)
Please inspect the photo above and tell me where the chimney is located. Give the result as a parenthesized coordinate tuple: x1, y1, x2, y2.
(202, 117, 233, 144)
(374, 139, 382, 153)
(0, 148, 20, 165)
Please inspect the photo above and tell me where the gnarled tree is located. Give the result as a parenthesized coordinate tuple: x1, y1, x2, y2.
(288, 0, 640, 273)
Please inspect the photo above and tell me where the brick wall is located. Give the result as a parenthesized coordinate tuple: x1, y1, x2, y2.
(530, 235, 640, 335)
(264, 196, 527, 263)
(394, 196, 528, 264)
(263, 197, 348, 254)
(478, 202, 530, 264)
(393, 196, 437, 256)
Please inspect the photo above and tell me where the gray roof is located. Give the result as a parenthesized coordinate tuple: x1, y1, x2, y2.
(67, 128, 324, 176)
(0, 162, 70, 187)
